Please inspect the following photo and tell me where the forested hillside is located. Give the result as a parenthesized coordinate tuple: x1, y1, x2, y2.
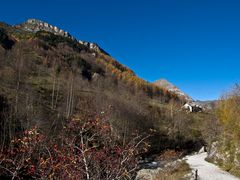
(0, 20, 210, 179)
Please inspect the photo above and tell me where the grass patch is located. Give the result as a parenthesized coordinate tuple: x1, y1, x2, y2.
(230, 167, 240, 177)
(154, 160, 191, 180)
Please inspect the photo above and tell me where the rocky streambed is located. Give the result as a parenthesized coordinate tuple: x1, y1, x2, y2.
(136, 150, 191, 180)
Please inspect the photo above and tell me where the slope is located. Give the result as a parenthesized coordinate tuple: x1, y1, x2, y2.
(0, 19, 203, 153)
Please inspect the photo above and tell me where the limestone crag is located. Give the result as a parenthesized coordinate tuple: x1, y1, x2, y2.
(78, 40, 102, 52)
(16, 19, 105, 53)
(18, 19, 73, 39)
(154, 79, 193, 102)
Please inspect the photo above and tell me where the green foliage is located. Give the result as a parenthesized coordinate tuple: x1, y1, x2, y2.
(29, 76, 52, 90)
(35, 31, 87, 52)
(0, 23, 34, 41)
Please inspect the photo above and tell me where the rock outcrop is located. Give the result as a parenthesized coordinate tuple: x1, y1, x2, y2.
(17, 19, 73, 39)
(207, 141, 240, 176)
(154, 79, 193, 102)
(15, 19, 107, 54)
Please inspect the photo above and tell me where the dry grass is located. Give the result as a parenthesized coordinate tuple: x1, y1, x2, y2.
(154, 160, 191, 180)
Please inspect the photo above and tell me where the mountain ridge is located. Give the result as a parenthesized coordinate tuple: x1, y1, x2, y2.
(154, 79, 193, 102)
(0, 19, 184, 103)
(0, 18, 213, 179)
(15, 18, 109, 55)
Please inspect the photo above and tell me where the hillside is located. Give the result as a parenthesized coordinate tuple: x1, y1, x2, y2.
(0, 19, 210, 179)
(1, 19, 200, 149)
(0, 19, 185, 135)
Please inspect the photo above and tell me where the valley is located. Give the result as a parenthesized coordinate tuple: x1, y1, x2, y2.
(0, 18, 239, 179)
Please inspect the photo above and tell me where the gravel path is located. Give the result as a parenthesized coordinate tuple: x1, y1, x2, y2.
(185, 152, 239, 180)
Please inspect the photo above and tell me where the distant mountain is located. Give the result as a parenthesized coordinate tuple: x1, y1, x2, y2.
(194, 100, 218, 110)
(154, 79, 193, 102)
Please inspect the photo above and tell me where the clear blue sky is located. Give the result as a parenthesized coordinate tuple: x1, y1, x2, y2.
(1, 0, 240, 100)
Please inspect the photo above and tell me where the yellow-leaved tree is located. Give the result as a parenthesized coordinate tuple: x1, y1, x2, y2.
(217, 84, 240, 143)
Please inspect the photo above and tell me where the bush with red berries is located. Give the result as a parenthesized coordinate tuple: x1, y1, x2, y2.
(0, 114, 148, 179)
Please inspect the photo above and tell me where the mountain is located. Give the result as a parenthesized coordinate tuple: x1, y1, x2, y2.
(0, 18, 206, 150)
(15, 19, 108, 54)
(0, 18, 187, 142)
(0, 19, 210, 179)
(8, 18, 192, 103)
(154, 79, 193, 102)
(194, 100, 218, 110)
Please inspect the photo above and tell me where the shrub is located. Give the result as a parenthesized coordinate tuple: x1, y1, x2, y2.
(0, 114, 148, 179)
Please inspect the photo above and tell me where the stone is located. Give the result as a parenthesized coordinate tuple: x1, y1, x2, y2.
(18, 19, 105, 54)
(208, 141, 219, 159)
(44, 22, 49, 27)
(198, 146, 205, 154)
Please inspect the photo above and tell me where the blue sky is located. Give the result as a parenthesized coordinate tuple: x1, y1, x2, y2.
(1, 0, 240, 100)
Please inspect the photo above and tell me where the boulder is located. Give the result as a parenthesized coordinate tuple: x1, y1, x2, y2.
(198, 146, 205, 154)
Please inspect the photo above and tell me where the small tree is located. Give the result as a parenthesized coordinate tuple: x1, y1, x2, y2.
(217, 84, 240, 143)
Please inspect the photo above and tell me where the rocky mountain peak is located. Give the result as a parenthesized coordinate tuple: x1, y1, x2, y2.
(15, 19, 105, 54)
(154, 79, 193, 102)
(155, 79, 176, 90)
(18, 19, 73, 39)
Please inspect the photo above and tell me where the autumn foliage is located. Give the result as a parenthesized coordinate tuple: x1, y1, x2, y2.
(217, 84, 240, 142)
(96, 54, 180, 102)
(0, 115, 148, 179)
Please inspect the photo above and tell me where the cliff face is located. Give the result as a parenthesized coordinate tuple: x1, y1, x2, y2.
(16, 19, 106, 54)
(17, 19, 73, 38)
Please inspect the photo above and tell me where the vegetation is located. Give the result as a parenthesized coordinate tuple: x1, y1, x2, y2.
(217, 84, 240, 142)
(154, 160, 191, 180)
(96, 54, 181, 102)
(35, 31, 88, 52)
(0, 114, 149, 179)
(0, 21, 212, 179)
(136, 159, 191, 180)
(214, 84, 240, 176)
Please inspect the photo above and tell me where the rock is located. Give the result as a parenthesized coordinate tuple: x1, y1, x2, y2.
(136, 169, 154, 180)
(207, 141, 240, 172)
(154, 79, 193, 102)
(208, 141, 219, 159)
(136, 168, 162, 180)
(234, 147, 240, 167)
(198, 146, 205, 154)
(16, 19, 107, 54)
